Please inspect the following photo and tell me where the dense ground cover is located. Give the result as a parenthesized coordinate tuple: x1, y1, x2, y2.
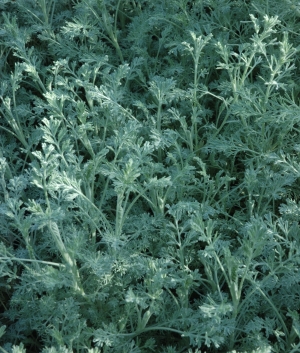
(1, 0, 300, 352)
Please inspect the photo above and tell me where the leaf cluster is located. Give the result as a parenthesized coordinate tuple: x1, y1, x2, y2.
(1, 0, 300, 352)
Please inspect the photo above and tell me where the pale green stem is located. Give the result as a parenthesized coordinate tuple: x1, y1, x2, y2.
(115, 192, 125, 238)
(47, 220, 85, 297)
(0, 256, 65, 268)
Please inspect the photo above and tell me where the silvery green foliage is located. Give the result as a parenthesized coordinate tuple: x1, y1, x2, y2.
(1, 0, 300, 352)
